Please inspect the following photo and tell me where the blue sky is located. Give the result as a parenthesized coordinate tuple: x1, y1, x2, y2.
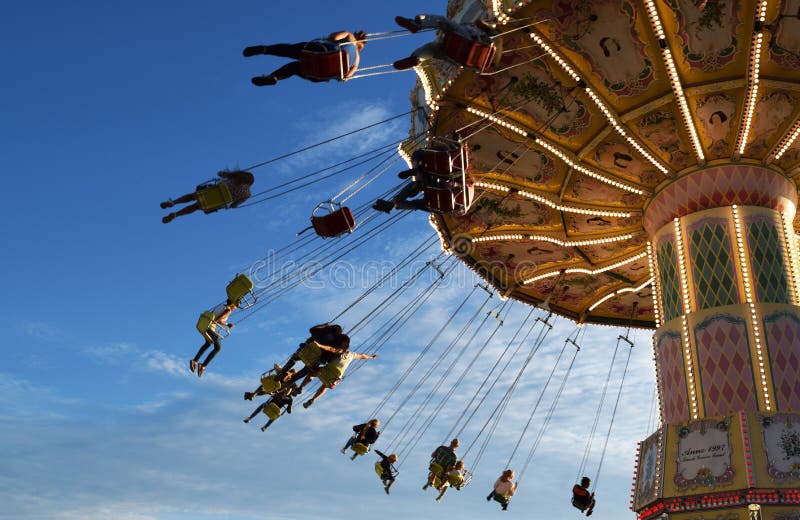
(2, 2, 658, 519)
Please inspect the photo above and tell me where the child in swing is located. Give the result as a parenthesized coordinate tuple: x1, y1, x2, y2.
(572, 476, 596, 516)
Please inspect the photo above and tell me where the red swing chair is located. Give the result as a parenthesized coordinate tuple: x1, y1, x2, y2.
(441, 31, 496, 73)
(299, 41, 353, 81)
(415, 142, 474, 215)
(310, 201, 356, 238)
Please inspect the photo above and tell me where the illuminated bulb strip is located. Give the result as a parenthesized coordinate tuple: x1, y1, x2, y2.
(647, 240, 663, 328)
(682, 314, 699, 420)
(780, 212, 800, 304)
(465, 107, 646, 195)
(773, 119, 800, 161)
(749, 301, 772, 411)
(521, 252, 648, 285)
(397, 143, 413, 169)
(415, 67, 435, 109)
(736, 2, 768, 156)
(644, 1, 705, 162)
(533, 138, 645, 194)
(529, 31, 671, 175)
(588, 276, 654, 311)
(733, 205, 771, 411)
(473, 231, 635, 248)
(732, 205, 754, 303)
(673, 218, 692, 314)
(475, 181, 633, 218)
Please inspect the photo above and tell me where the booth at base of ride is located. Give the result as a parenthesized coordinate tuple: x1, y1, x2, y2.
(632, 411, 800, 520)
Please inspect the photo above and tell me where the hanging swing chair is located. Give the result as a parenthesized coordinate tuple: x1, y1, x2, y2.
(299, 41, 353, 82)
(195, 311, 230, 341)
(262, 401, 283, 421)
(441, 31, 496, 73)
(416, 139, 473, 215)
(226, 273, 256, 309)
(310, 200, 356, 238)
(194, 179, 234, 213)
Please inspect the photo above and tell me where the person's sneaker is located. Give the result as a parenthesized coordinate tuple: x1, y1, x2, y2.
(261, 424, 270, 432)
(397, 169, 415, 179)
(350, 453, 357, 461)
(251, 75, 278, 86)
(160, 200, 174, 209)
(243, 418, 250, 423)
(586, 510, 593, 517)
(189, 359, 197, 373)
(502, 504, 508, 511)
(303, 399, 314, 408)
(340, 447, 347, 454)
(395, 16, 420, 33)
(162, 213, 176, 224)
(436, 496, 443, 503)
(197, 364, 206, 378)
(486, 493, 493, 501)
(384, 485, 390, 495)
(393, 57, 420, 70)
(422, 484, 429, 490)
(244, 392, 253, 401)
(372, 199, 394, 213)
(242, 45, 266, 57)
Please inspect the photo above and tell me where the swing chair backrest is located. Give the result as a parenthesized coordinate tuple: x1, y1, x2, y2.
(423, 182, 474, 215)
(297, 341, 322, 366)
(415, 147, 467, 176)
(196, 311, 230, 339)
(318, 362, 344, 387)
(300, 42, 349, 81)
(441, 31, 496, 73)
(196, 180, 234, 213)
(571, 497, 589, 511)
(260, 373, 282, 394)
(263, 401, 282, 420)
(226, 274, 256, 309)
(351, 442, 370, 455)
(311, 202, 356, 238)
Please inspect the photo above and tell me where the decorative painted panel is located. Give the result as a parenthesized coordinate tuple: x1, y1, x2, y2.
(763, 312, 800, 412)
(657, 330, 689, 424)
(688, 221, 739, 310)
(694, 314, 756, 417)
(658, 240, 682, 323)
(746, 218, 791, 304)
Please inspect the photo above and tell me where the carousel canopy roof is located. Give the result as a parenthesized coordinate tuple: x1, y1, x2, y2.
(414, 0, 800, 328)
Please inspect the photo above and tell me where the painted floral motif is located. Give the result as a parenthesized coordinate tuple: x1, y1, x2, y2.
(476, 240, 570, 280)
(467, 53, 591, 137)
(637, 111, 691, 168)
(542, 0, 655, 96)
(669, 0, 741, 71)
(696, 93, 736, 157)
(763, 413, 800, 481)
(452, 193, 553, 232)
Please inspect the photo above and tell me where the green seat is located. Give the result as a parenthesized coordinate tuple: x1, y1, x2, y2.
(374, 461, 384, 478)
(197, 182, 233, 213)
(263, 402, 282, 420)
(260, 374, 282, 394)
(429, 461, 444, 477)
(351, 442, 369, 456)
(297, 341, 322, 366)
(226, 274, 256, 309)
(318, 362, 344, 387)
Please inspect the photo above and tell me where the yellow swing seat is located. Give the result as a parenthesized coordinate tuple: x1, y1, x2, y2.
(196, 311, 229, 340)
(262, 402, 282, 420)
(374, 461, 385, 478)
(226, 274, 256, 309)
(297, 341, 322, 366)
(429, 461, 444, 477)
(351, 442, 370, 456)
(196, 181, 233, 213)
(260, 373, 282, 394)
(318, 362, 344, 387)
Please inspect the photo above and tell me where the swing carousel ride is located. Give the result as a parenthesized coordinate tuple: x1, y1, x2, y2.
(399, 0, 800, 519)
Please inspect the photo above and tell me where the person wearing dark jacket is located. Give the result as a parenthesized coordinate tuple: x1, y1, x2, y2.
(341, 418, 381, 459)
